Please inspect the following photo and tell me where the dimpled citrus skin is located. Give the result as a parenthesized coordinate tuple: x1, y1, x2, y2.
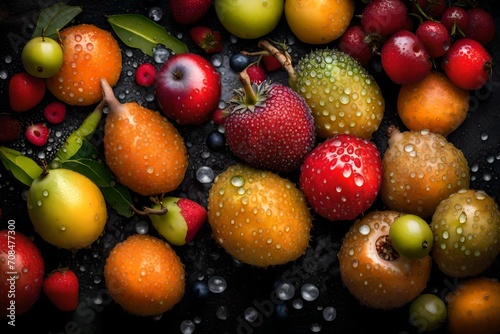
(431, 189, 500, 277)
(46, 24, 122, 106)
(207, 164, 312, 267)
(103, 101, 188, 196)
(380, 127, 470, 218)
(293, 48, 385, 139)
(27, 168, 107, 250)
(104, 234, 185, 316)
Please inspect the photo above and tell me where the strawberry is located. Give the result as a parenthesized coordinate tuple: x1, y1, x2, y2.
(9, 72, 46, 112)
(25, 123, 49, 146)
(223, 71, 316, 173)
(135, 62, 157, 87)
(149, 197, 207, 246)
(0, 115, 21, 142)
(43, 101, 66, 124)
(190, 26, 223, 54)
(299, 134, 383, 222)
(169, 0, 213, 25)
(43, 268, 79, 311)
(245, 63, 266, 84)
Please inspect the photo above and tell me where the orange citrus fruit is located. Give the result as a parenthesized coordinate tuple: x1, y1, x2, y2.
(103, 234, 185, 316)
(397, 71, 469, 137)
(446, 277, 500, 334)
(46, 24, 122, 106)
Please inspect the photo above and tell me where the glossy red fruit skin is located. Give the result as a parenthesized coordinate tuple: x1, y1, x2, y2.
(381, 30, 432, 84)
(441, 38, 492, 90)
(415, 20, 451, 58)
(43, 101, 67, 124)
(361, 0, 408, 37)
(177, 198, 208, 243)
(465, 8, 495, 45)
(0, 230, 45, 317)
(412, 0, 446, 19)
(43, 268, 79, 311)
(299, 134, 382, 221)
(441, 6, 469, 36)
(135, 63, 157, 87)
(245, 63, 266, 84)
(337, 25, 374, 68)
(169, 0, 213, 25)
(9, 72, 46, 112)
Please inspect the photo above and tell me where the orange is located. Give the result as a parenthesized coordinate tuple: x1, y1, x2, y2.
(397, 71, 469, 137)
(446, 277, 500, 334)
(46, 24, 122, 106)
(103, 234, 185, 316)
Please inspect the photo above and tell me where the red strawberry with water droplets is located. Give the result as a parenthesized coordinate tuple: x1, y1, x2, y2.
(299, 134, 383, 221)
(223, 71, 316, 173)
(170, 0, 213, 25)
(190, 26, 222, 54)
(43, 268, 79, 311)
(0, 115, 21, 142)
(9, 72, 46, 112)
(25, 123, 49, 146)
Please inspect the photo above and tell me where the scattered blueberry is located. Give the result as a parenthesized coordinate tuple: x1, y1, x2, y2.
(229, 53, 250, 73)
(192, 281, 209, 298)
(206, 130, 226, 151)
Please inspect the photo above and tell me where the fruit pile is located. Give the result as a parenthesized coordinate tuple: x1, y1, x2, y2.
(0, 0, 499, 333)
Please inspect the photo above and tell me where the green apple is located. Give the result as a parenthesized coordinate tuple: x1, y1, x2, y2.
(22, 36, 63, 78)
(215, 0, 284, 39)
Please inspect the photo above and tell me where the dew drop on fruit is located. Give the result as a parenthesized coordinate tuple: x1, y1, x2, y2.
(208, 276, 226, 293)
(180, 320, 195, 334)
(358, 224, 370, 235)
(323, 306, 337, 321)
(42, 189, 49, 197)
(301, 283, 319, 301)
(275, 282, 296, 301)
(230, 175, 245, 187)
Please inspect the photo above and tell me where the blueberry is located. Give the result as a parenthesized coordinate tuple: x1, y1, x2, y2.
(192, 281, 209, 298)
(229, 53, 250, 73)
(206, 131, 226, 151)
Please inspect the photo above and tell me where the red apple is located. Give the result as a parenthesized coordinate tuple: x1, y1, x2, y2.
(155, 53, 221, 125)
(148, 197, 208, 246)
(0, 229, 45, 318)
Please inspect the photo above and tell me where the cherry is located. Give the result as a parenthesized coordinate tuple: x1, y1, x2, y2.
(380, 30, 432, 84)
(361, 0, 408, 38)
(441, 38, 492, 90)
(440, 6, 469, 36)
(337, 25, 375, 68)
(411, 0, 447, 19)
(415, 20, 451, 58)
(465, 7, 495, 45)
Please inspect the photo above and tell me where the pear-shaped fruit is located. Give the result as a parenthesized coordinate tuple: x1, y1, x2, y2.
(149, 197, 207, 246)
(27, 168, 107, 250)
(101, 78, 188, 196)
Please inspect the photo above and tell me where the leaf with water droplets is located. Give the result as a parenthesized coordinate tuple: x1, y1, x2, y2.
(0, 146, 43, 187)
(107, 13, 188, 56)
(32, 3, 83, 39)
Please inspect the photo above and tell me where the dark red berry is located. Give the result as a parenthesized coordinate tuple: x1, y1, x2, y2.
(415, 20, 451, 58)
(361, 0, 408, 37)
(381, 30, 432, 84)
(337, 25, 374, 67)
(441, 38, 492, 90)
(465, 8, 495, 45)
(135, 63, 157, 87)
(261, 54, 282, 72)
(43, 101, 67, 124)
(245, 63, 266, 85)
(212, 108, 226, 125)
(441, 6, 469, 36)
(411, 0, 447, 19)
(25, 123, 49, 147)
(0, 115, 21, 142)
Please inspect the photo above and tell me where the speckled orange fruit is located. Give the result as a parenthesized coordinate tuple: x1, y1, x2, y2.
(104, 234, 185, 316)
(397, 71, 469, 137)
(338, 210, 432, 309)
(380, 126, 470, 218)
(46, 24, 122, 106)
(101, 78, 188, 197)
(446, 277, 500, 334)
(207, 163, 312, 267)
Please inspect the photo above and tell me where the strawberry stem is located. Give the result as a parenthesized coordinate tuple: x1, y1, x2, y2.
(238, 70, 257, 105)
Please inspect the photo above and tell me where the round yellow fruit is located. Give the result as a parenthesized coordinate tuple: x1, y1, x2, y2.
(27, 168, 107, 250)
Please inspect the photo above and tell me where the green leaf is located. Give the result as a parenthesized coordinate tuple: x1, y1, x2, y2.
(58, 158, 134, 217)
(32, 3, 83, 39)
(0, 147, 43, 187)
(107, 14, 188, 56)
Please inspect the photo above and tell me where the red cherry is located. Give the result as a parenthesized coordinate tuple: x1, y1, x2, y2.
(411, 0, 447, 19)
(441, 38, 492, 90)
(337, 25, 374, 68)
(441, 6, 469, 36)
(465, 8, 495, 45)
(361, 0, 408, 37)
(381, 30, 432, 85)
(415, 20, 451, 58)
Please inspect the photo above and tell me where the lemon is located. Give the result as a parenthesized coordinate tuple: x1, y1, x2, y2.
(27, 168, 107, 250)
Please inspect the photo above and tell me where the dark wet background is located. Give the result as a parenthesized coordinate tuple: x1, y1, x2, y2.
(0, 0, 499, 333)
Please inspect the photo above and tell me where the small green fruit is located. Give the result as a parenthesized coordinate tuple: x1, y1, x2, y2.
(22, 36, 63, 78)
(409, 293, 447, 332)
(389, 214, 433, 260)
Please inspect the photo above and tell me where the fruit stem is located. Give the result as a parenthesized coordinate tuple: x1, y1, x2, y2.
(256, 39, 296, 87)
(100, 78, 124, 115)
(132, 197, 168, 216)
(238, 70, 258, 106)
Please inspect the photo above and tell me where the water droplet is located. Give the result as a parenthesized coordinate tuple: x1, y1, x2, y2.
(480, 133, 488, 141)
(231, 175, 245, 187)
(216, 305, 228, 320)
(301, 283, 319, 301)
(135, 220, 149, 234)
(323, 306, 337, 321)
(153, 46, 174, 63)
(244, 307, 259, 322)
(208, 276, 227, 293)
(358, 224, 370, 235)
(42, 189, 49, 197)
(211, 54, 223, 67)
(292, 298, 303, 309)
(275, 282, 296, 301)
(93, 295, 103, 305)
(180, 319, 195, 334)
(148, 7, 163, 21)
(196, 166, 214, 183)
(192, 281, 209, 298)
(310, 323, 322, 332)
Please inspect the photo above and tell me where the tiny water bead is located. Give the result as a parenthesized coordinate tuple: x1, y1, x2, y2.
(310, 323, 322, 332)
(148, 7, 163, 21)
(322, 306, 337, 321)
(244, 307, 259, 322)
(275, 282, 296, 301)
(135, 220, 149, 234)
(301, 283, 320, 301)
(207, 275, 227, 293)
(196, 166, 215, 184)
(216, 305, 229, 320)
(292, 299, 304, 309)
(180, 319, 195, 334)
